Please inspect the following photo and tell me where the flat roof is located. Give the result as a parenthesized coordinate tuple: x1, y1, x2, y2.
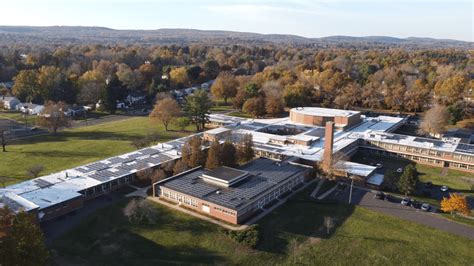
(202, 166, 248, 183)
(366, 173, 384, 186)
(334, 161, 376, 177)
(159, 158, 306, 211)
(291, 107, 360, 117)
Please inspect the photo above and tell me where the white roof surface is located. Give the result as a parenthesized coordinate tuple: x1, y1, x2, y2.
(291, 107, 360, 117)
(366, 173, 384, 186)
(334, 161, 376, 177)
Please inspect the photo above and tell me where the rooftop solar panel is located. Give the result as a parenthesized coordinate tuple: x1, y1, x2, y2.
(455, 143, 474, 154)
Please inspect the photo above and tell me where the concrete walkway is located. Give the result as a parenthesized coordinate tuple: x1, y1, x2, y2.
(317, 183, 339, 200)
(126, 184, 150, 198)
(310, 178, 325, 198)
(148, 179, 317, 231)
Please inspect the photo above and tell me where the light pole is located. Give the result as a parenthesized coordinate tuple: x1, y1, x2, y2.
(348, 175, 354, 204)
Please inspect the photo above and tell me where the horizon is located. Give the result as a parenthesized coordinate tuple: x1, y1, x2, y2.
(0, 25, 470, 42)
(0, 0, 472, 42)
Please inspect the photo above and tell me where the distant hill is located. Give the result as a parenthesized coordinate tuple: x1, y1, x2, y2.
(0, 26, 471, 49)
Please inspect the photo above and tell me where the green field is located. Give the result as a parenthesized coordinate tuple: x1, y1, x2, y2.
(0, 111, 37, 125)
(52, 186, 474, 265)
(0, 117, 193, 185)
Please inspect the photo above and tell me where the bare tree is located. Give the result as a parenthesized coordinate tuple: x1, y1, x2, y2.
(149, 98, 181, 131)
(26, 165, 44, 178)
(324, 216, 335, 235)
(419, 104, 449, 136)
(36, 101, 71, 134)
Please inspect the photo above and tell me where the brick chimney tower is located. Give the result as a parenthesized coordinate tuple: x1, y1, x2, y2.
(322, 121, 335, 172)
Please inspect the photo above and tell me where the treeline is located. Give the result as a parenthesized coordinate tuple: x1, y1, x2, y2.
(1, 44, 472, 119)
(208, 48, 472, 123)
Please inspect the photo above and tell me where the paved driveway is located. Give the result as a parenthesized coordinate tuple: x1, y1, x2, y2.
(328, 185, 474, 240)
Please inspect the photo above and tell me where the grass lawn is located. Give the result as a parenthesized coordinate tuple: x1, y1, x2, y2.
(52, 186, 474, 265)
(0, 111, 37, 125)
(210, 105, 234, 112)
(0, 117, 194, 185)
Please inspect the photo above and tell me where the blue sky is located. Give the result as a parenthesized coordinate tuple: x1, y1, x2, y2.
(1, 0, 472, 41)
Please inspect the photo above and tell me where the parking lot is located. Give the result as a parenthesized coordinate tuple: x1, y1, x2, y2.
(327, 184, 474, 240)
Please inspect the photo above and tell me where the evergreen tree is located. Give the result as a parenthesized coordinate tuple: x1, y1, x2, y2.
(184, 90, 211, 131)
(205, 141, 221, 169)
(101, 74, 126, 114)
(398, 165, 419, 195)
(221, 140, 237, 167)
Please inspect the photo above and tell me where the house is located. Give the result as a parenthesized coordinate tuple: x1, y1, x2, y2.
(65, 106, 86, 117)
(0, 81, 14, 91)
(17, 103, 44, 115)
(1, 96, 20, 110)
(126, 91, 146, 105)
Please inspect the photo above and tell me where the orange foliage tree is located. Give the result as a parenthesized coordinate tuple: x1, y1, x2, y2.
(440, 193, 471, 216)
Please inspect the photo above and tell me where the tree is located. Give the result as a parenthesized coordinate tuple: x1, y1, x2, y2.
(243, 97, 266, 118)
(382, 170, 399, 191)
(188, 136, 205, 168)
(324, 216, 335, 236)
(116, 63, 143, 91)
(36, 101, 71, 134)
(221, 140, 237, 167)
(419, 105, 449, 136)
(12, 70, 39, 102)
(447, 102, 464, 125)
(237, 134, 254, 163)
(173, 159, 189, 175)
(398, 165, 418, 195)
(211, 72, 238, 104)
(0, 126, 8, 152)
(434, 75, 466, 105)
(151, 169, 167, 184)
(174, 117, 191, 131)
(101, 74, 126, 114)
(440, 193, 471, 216)
(170, 67, 189, 88)
(149, 98, 181, 131)
(123, 199, 158, 224)
(283, 82, 312, 108)
(184, 90, 211, 131)
(0, 209, 49, 266)
(78, 70, 105, 104)
(37, 65, 75, 103)
(26, 165, 44, 178)
(205, 141, 222, 169)
(203, 59, 220, 79)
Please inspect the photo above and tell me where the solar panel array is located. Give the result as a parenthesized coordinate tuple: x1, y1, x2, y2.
(33, 179, 54, 188)
(413, 137, 444, 147)
(456, 143, 474, 154)
(160, 158, 305, 210)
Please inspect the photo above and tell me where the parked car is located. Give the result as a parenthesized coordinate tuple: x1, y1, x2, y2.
(401, 197, 411, 206)
(384, 194, 395, 202)
(396, 168, 403, 173)
(411, 200, 422, 209)
(374, 192, 386, 200)
(376, 163, 383, 169)
(421, 203, 431, 211)
(440, 185, 449, 192)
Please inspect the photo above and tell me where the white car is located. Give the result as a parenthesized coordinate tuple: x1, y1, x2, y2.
(376, 163, 383, 169)
(421, 203, 430, 211)
(396, 168, 403, 173)
(440, 185, 449, 192)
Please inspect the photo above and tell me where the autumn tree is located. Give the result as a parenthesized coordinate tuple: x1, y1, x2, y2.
(0, 208, 49, 266)
(188, 136, 205, 168)
(405, 79, 431, 113)
(398, 165, 418, 195)
(440, 193, 471, 216)
(221, 140, 237, 167)
(419, 104, 449, 136)
(116, 63, 143, 91)
(12, 70, 39, 102)
(170, 67, 189, 88)
(37, 65, 75, 103)
(36, 101, 71, 134)
(434, 75, 466, 105)
(205, 141, 222, 169)
(78, 70, 105, 104)
(149, 98, 181, 131)
(173, 159, 189, 175)
(211, 72, 238, 104)
(283, 82, 312, 108)
(237, 134, 254, 163)
(151, 169, 167, 184)
(184, 90, 211, 131)
(243, 97, 266, 118)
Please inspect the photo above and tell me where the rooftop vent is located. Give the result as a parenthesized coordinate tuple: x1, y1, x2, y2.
(216, 190, 221, 195)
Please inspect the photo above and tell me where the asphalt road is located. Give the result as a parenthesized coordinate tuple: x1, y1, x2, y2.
(328, 185, 474, 240)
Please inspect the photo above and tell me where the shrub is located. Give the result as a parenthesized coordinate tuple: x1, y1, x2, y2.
(221, 225, 260, 248)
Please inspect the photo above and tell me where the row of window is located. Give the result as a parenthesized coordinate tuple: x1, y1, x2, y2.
(83, 175, 133, 197)
(364, 141, 474, 163)
(162, 189, 198, 207)
(214, 206, 236, 216)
